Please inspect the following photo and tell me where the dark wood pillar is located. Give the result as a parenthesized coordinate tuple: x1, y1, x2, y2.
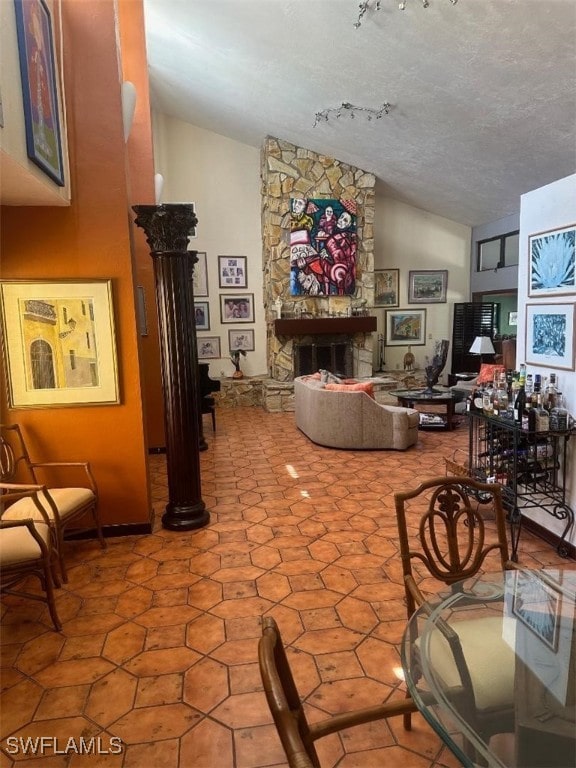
(132, 204, 209, 531)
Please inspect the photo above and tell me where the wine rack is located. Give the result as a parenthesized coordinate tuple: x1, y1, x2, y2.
(467, 411, 574, 561)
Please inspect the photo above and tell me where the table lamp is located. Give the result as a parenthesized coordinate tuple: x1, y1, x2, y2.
(469, 336, 495, 364)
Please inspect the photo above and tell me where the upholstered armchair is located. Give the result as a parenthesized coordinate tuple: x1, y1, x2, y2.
(0, 483, 62, 630)
(0, 423, 105, 582)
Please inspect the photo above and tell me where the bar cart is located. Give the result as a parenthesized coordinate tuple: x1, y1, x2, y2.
(467, 410, 574, 561)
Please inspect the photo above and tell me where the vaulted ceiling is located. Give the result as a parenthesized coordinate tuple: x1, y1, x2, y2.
(143, 0, 576, 227)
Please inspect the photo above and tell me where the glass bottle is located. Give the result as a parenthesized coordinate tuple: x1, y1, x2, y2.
(518, 363, 527, 388)
(483, 381, 494, 416)
(513, 385, 526, 425)
(544, 373, 558, 412)
(550, 393, 569, 432)
(534, 393, 549, 432)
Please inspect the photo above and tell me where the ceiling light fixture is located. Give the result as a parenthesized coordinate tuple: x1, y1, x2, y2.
(314, 101, 391, 127)
(355, 0, 458, 28)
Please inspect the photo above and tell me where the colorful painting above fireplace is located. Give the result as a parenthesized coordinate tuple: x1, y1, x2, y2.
(289, 197, 357, 297)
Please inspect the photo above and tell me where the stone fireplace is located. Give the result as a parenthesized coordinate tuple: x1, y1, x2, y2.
(293, 338, 353, 378)
(260, 137, 377, 382)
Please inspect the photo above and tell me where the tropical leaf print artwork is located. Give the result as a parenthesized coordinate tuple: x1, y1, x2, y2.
(530, 226, 576, 294)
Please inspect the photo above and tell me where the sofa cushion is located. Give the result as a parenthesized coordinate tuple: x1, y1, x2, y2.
(325, 381, 375, 398)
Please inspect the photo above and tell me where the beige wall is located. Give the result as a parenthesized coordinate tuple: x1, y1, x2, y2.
(373, 197, 471, 373)
(153, 114, 264, 378)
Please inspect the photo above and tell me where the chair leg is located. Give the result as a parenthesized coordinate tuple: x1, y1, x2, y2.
(211, 407, 216, 432)
(42, 561, 62, 631)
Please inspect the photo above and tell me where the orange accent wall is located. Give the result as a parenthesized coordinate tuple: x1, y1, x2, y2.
(0, 0, 153, 527)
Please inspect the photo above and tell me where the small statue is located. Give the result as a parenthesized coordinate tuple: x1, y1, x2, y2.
(230, 349, 246, 379)
(404, 346, 415, 371)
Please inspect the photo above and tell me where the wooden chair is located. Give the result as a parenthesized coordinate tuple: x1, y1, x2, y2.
(0, 423, 105, 582)
(259, 616, 417, 768)
(394, 476, 517, 742)
(0, 484, 62, 631)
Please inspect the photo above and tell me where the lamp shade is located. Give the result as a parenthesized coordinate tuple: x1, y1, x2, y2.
(469, 336, 495, 355)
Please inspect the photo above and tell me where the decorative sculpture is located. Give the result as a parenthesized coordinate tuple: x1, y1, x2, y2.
(403, 346, 415, 371)
(231, 349, 246, 379)
(423, 339, 449, 394)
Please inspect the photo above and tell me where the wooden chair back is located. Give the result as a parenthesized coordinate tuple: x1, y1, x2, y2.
(394, 476, 513, 616)
(259, 616, 417, 768)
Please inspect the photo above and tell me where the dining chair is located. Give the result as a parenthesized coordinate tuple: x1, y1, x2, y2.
(259, 616, 417, 768)
(0, 484, 62, 631)
(0, 423, 105, 582)
(394, 475, 518, 743)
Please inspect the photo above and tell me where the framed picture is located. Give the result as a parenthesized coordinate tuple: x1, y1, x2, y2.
(197, 336, 221, 359)
(194, 301, 210, 331)
(528, 224, 576, 297)
(512, 570, 560, 652)
(525, 303, 575, 370)
(136, 286, 148, 336)
(408, 270, 448, 304)
(374, 269, 399, 307)
(228, 329, 254, 352)
(192, 251, 208, 297)
(0, 279, 119, 408)
(218, 256, 247, 289)
(14, 0, 65, 186)
(385, 308, 426, 346)
(220, 294, 254, 324)
(508, 311, 518, 326)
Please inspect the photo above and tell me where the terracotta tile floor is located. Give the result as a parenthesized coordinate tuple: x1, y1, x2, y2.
(1, 407, 571, 767)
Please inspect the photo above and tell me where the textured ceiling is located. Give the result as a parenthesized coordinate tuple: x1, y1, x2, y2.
(143, 0, 576, 227)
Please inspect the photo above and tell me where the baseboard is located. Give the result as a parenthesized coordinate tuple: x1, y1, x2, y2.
(65, 522, 153, 540)
(521, 516, 575, 560)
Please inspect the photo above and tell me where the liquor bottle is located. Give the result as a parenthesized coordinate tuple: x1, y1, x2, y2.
(531, 374, 541, 409)
(544, 373, 558, 412)
(550, 393, 569, 432)
(534, 393, 549, 432)
(518, 363, 527, 388)
(524, 374, 533, 411)
(514, 385, 526, 425)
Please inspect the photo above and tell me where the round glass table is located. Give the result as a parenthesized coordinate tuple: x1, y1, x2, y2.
(401, 569, 576, 768)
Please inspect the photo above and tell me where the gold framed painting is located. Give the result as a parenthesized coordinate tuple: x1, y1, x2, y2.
(0, 279, 119, 408)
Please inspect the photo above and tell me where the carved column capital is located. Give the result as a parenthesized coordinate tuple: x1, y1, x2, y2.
(133, 204, 198, 253)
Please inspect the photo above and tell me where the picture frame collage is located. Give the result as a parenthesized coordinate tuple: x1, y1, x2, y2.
(374, 269, 447, 348)
(193, 252, 256, 363)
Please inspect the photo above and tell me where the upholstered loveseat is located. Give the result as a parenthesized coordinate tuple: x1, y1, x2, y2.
(294, 376, 419, 450)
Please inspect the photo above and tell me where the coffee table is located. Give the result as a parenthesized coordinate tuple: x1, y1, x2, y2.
(391, 389, 457, 431)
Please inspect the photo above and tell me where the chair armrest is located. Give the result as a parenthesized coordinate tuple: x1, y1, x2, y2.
(29, 462, 97, 493)
(0, 518, 52, 556)
(0, 485, 53, 526)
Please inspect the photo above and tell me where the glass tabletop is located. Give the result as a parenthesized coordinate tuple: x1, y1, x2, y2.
(391, 389, 455, 402)
(401, 569, 576, 768)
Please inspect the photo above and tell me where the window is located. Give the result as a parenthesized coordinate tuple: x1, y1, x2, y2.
(477, 231, 519, 272)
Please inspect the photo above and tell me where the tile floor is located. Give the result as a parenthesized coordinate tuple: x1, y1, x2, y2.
(0, 407, 572, 767)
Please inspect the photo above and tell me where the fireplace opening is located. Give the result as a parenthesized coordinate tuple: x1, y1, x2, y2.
(294, 339, 353, 378)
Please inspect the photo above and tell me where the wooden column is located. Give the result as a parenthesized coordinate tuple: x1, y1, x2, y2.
(132, 204, 209, 530)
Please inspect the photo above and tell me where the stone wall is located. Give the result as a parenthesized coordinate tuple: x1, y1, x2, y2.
(261, 136, 376, 381)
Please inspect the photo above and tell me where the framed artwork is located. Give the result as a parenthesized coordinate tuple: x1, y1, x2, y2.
(385, 308, 426, 346)
(525, 303, 575, 370)
(528, 224, 576, 297)
(508, 311, 518, 326)
(220, 294, 254, 323)
(14, 0, 65, 186)
(136, 286, 148, 336)
(197, 336, 221, 359)
(228, 329, 254, 352)
(289, 197, 357, 296)
(194, 301, 210, 331)
(192, 251, 208, 297)
(218, 256, 247, 289)
(408, 270, 448, 304)
(374, 269, 399, 307)
(512, 570, 560, 652)
(0, 279, 119, 408)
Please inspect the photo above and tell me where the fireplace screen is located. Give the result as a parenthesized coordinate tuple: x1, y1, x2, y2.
(294, 340, 353, 378)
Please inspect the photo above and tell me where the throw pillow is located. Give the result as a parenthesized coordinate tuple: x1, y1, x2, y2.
(477, 363, 505, 385)
(325, 381, 375, 398)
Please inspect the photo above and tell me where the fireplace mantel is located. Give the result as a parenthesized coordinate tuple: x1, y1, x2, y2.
(274, 317, 377, 336)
